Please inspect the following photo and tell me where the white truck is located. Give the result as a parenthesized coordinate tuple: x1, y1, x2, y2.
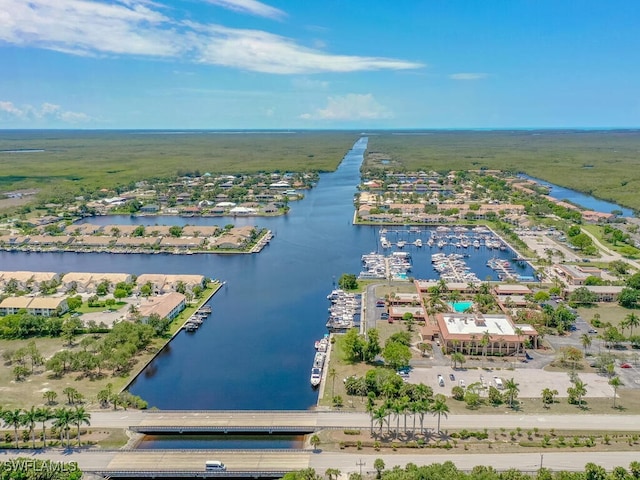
(494, 376, 503, 389)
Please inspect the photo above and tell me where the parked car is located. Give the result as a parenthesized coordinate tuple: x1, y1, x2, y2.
(459, 379, 465, 387)
(621, 363, 632, 369)
(449, 373, 455, 381)
(588, 329, 598, 334)
(437, 374, 445, 387)
(381, 312, 389, 319)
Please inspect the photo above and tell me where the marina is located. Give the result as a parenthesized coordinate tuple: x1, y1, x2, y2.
(183, 305, 213, 332)
(326, 289, 362, 332)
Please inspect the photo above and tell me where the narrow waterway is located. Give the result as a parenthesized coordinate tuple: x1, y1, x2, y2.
(519, 174, 634, 217)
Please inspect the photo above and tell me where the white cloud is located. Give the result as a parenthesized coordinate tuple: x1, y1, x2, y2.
(0, 100, 92, 123)
(291, 77, 330, 90)
(300, 94, 392, 121)
(449, 73, 489, 81)
(0, 0, 423, 74)
(201, 0, 286, 20)
(0, 101, 25, 117)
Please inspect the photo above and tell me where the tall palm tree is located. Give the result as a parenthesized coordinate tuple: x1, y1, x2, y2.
(53, 407, 72, 448)
(451, 352, 465, 369)
(2, 408, 24, 449)
(504, 377, 520, 408)
(572, 379, 588, 408)
(391, 398, 404, 438)
(70, 406, 91, 447)
(35, 406, 53, 448)
(624, 313, 640, 337)
(372, 406, 388, 436)
(609, 377, 623, 408)
(514, 327, 524, 365)
(328, 368, 337, 398)
(580, 333, 592, 354)
(22, 406, 38, 449)
(431, 394, 449, 434)
(481, 330, 491, 367)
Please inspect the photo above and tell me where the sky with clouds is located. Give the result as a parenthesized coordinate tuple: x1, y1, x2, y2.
(0, 0, 638, 129)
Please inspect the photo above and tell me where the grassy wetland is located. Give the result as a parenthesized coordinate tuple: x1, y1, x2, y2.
(365, 130, 640, 212)
(2, 129, 640, 212)
(0, 130, 357, 203)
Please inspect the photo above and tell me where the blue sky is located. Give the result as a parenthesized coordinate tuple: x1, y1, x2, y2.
(0, 0, 638, 129)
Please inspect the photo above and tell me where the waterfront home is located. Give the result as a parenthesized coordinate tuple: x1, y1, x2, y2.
(61, 272, 132, 294)
(64, 223, 103, 235)
(76, 235, 117, 247)
(136, 274, 205, 295)
(159, 236, 204, 249)
(182, 226, 219, 237)
(0, 271, 59, 291)
(26, 235, 74, 246)
(0, 235, 28, 246)
(114, 237, 160, 248)
(137, 291, 186, 321)
(140, 204, 160, 214)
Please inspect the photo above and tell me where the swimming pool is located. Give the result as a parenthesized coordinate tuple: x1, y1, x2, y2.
(450, 301, 473, 312)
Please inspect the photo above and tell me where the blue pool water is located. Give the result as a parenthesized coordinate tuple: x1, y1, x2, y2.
(450, 301, 473, 312)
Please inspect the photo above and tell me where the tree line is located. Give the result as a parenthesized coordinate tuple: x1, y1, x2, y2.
(284, 461, 640, 480)
(0, 404, 90, 449)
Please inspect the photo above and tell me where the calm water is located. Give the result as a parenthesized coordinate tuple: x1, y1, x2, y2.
(137, 434, 303, 450)
(520, 174, 635, 217)
(0, 136, 533, 410)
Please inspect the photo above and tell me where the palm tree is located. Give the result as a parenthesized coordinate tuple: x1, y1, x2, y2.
(2, 408, 24, 449)
(328, 368, 337, 398)
(35, 406, 53, 448)
(372, 406, 388, 436)
(504, 377, 520, 408)
(580, 333, 592, 354)
(481, 330, 491, 367)
(22, 406, 38, 449)
(624, 313, 640, 337)
(309, 434, 320, 452)
(572, 379, 588, 408)
(70, 406, 91, 446)
(325, 468, 341, 480)
(431, 394, 449, 434)
(514, 327, 524, 366)
(451, 352, 465, 369)
(541, 388, 558, 409)
(609, 376, 623, 408)
(53, 407, 72, 448)
(391, 398, 405, 438)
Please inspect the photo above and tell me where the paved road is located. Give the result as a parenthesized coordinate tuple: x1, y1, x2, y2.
(7, 410, 637, 432)
(1, 448, 638, 475)
(310, 451, 640, 473)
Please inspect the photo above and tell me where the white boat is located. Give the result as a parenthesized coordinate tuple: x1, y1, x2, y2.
(397, 240, 406, 248)
(414, 239, 423, 247)
(310, 367, 322, 387)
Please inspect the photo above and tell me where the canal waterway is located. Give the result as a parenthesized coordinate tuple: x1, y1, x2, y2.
(0, 136, 532, 410)
(520, 174, 634, 217)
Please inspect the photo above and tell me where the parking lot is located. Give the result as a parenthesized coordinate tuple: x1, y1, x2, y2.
(408, 366, 614, 398)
